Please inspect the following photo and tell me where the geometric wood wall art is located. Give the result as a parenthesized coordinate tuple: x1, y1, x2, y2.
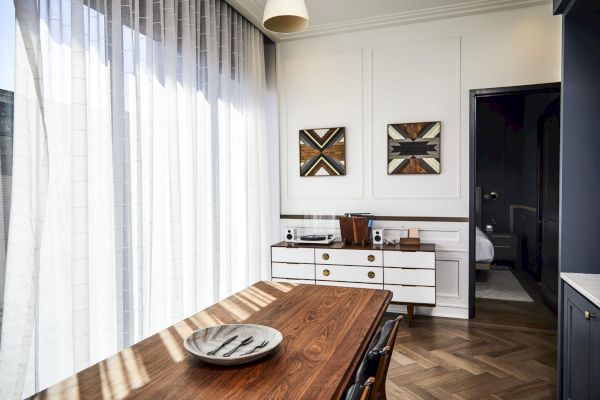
(387, 121, 441, 174)
(299, 127, 346, 176)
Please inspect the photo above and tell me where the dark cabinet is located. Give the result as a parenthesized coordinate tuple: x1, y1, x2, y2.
(489, 232, 519, 267)
(556, 0, 600, 397)
(559, 0, 600, 276)
(561, 282, 600, 399)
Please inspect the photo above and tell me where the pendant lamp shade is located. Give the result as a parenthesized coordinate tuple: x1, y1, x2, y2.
(262, 0, 310, 33)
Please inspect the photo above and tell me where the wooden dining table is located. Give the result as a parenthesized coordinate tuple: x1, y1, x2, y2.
(32, 281, 392, 399)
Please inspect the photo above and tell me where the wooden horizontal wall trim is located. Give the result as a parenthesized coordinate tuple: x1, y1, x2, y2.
(280, 214, 469, 223)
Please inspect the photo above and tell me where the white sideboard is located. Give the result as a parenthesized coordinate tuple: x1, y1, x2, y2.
(271, 241, 436, 324)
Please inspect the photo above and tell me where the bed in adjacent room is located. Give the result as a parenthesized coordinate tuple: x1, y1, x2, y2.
(476, 227, 494, 270)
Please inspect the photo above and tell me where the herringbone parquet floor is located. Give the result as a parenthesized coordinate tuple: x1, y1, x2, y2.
(386, 296, 557, 400)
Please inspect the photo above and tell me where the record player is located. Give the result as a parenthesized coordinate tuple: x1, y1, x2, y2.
(292, 233, 335, 244)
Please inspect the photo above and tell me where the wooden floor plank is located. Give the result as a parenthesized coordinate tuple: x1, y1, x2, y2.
(453, 376, 525, 399)
(427, 387, 462, 400)
(388, 366, 450, 385)
(495, 380, 556, 399)
(412, 370, 473, 389)
(429, 350, 487, 376)
(439, 372, 501, 394)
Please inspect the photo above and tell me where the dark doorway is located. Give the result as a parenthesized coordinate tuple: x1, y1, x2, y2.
(469, 83, 560, 318)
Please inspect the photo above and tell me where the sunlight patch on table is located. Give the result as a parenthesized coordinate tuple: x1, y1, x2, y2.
(159, 328, 186, 362)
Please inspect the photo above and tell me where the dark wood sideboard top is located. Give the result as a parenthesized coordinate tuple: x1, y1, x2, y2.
(272, 241, 435, 253)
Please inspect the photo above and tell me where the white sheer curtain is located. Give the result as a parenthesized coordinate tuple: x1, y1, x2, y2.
(0, 0, 270, 397)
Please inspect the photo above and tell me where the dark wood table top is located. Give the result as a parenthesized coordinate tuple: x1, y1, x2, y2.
(272, 240, 436, 252)
(32, 282, 392, 400)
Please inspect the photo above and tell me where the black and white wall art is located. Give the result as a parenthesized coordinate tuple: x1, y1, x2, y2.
(387, 121, 441, 174)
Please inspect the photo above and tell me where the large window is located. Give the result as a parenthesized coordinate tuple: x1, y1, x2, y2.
(0, 1, 270, 397)
(0, 0, 15, 331)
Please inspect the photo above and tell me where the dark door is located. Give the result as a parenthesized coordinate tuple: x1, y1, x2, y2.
(563, 284, 593, 399)
(592, 312, 600, 400)
(539, 114, 560, 305)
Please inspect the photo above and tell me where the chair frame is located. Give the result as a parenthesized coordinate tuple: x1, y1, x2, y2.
(369, 315, 402, 400)
(360, 377, 375, 400)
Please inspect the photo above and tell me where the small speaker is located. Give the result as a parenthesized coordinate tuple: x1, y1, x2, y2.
(373, 229, 384, 245)
(284, 228, 298, 242)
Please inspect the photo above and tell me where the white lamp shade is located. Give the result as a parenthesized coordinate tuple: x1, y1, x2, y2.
(262, 0, 310, 33)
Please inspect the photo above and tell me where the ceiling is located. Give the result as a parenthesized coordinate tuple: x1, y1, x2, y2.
(226, 0, 551, 41)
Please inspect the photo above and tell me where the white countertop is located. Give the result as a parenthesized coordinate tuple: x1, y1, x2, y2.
(561, 273, 600, 309)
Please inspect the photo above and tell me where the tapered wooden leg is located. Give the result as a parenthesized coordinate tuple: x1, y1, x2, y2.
(407, 304, 414, 327)
(378, 384, 387, 400)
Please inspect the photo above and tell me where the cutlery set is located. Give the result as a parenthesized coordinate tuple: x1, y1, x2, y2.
(184, 323, 282, 365)
(207, 336, 270, 357)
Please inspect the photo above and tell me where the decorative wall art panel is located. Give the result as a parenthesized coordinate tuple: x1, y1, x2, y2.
(387, 121, 441, 174)
(299, 127, 346, 176)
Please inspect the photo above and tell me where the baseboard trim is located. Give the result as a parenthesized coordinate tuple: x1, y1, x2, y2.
(387, 304, 469, 319)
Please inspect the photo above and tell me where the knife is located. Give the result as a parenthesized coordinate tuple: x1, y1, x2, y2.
(223, 336, 254, 357)
(207, 335, 238, 355)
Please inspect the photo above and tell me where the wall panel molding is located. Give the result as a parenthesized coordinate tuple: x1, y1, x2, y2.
(281, 49, 365, 204)
(371, 36, 462, 200)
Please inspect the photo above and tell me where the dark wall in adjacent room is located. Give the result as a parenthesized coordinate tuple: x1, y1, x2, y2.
(476, 91, 560, 275)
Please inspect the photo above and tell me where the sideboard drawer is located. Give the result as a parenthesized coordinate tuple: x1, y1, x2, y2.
(272, 263, 315, 280)
(316, 280, 383, 290)
(272, 247, 315, 264)
(384, 251, 435, 269)
(315, 249, 383, 266)
(385, 268, 435, 286)
(384, 285, 435, 304)
(317, 265, 383, 284)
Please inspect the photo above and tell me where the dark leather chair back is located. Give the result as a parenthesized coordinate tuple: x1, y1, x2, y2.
(353, 315, 402, 400)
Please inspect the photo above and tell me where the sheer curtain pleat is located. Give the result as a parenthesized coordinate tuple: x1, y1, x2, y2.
(0, 0, 269, 397)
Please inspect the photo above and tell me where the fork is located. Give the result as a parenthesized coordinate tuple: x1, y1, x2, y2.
(241, 340, 269, 356)
(223, 336, 254, 357)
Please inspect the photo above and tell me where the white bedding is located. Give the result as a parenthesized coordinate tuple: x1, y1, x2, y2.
(476, 227, 494, 262)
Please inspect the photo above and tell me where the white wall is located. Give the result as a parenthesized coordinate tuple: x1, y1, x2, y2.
(277, 4, 561, 217)
(275, 4, 561, 318)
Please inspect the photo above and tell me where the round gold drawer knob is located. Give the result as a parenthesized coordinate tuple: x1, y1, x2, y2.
(584, 310, 595, 320)
(322, 253, 330, 261)
(367, 255, 375, 262)
(323, 269, 330, 277)
(368, 271, 375, 279)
